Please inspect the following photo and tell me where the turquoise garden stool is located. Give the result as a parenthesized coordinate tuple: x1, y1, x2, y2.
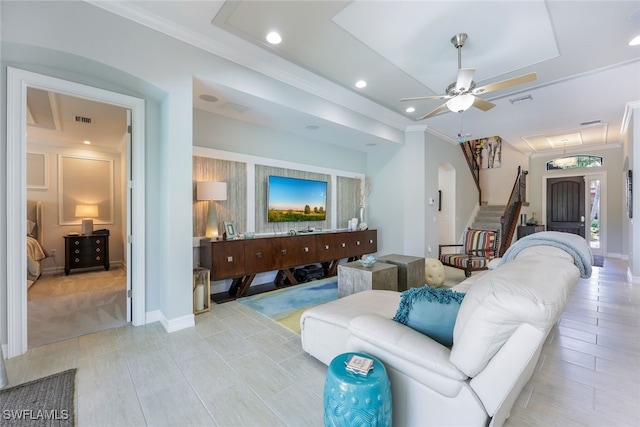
(323, 352, 392, 427)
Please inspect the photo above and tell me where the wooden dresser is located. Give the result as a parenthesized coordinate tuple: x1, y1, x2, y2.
(200, 229, 377, 298)
(64, 233, 110, 275)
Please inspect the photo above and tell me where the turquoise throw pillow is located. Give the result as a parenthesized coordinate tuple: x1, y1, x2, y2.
(393, 285, 465, 347)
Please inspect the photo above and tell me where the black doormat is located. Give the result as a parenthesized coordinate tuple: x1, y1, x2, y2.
(0, 369, 76, 426)
(593, 256, 604, 267)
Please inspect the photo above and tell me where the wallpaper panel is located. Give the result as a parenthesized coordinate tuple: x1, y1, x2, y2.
(337, 176, 360, 229)
(193, 156, 246, 237)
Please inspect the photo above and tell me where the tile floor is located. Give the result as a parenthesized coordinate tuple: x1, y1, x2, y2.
(4, 258, 639, 426)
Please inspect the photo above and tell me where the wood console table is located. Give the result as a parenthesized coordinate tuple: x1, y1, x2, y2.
(200, 229, 377, 299)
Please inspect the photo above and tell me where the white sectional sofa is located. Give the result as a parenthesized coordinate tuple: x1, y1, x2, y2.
(301, 232, 592, 427)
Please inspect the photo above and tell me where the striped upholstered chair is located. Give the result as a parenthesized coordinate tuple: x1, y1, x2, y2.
(438, 228, 500, 277)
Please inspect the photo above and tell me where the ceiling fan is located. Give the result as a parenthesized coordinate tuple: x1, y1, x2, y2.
(401, 33, 537, 120)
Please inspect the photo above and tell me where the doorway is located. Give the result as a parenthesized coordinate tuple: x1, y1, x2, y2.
(543, 172, 606, 256)
(438, 163, 456, 245)
(6, 67, 147, 357)
(25, 88, 129, 348)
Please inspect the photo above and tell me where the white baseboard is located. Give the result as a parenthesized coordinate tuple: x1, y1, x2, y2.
(146, 310, 194, 333)
(145, 309, 163, 325)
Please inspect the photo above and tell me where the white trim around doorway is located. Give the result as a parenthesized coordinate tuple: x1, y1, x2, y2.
(6, 67, 146, 357)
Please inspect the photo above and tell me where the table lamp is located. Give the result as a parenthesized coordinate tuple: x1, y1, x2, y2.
(75, 204, 99, 235)
(197, 181, 227, 239)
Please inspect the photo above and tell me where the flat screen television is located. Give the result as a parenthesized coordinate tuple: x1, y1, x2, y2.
(267, 175, 327, 222)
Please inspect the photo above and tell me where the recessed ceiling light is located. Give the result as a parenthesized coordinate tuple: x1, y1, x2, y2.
(83, 140, 91, 145)
(266, 31, 282, 45)
(305, 125, 319, 130)
(199, 94, 218, 102)
(405, 107, 416, 113)
(355, 80, 367, 89)
(629, 35, 640, 46)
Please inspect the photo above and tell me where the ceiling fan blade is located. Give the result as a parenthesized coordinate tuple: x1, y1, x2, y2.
(472, 97, 495, 112)
(418, 103, 449, 120)
(455, 68, 475, 92)
(472, 72, 537, 95)
(401, 94, 449, 102)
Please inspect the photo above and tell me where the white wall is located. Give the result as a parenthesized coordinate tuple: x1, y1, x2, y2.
(479, 141, 529, 205)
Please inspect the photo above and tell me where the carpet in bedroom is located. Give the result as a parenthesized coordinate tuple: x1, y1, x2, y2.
(238, 278, 338, 334)
(27, 266, 127, 348)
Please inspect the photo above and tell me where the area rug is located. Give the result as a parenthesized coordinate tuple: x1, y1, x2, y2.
(593, 255, 604, 267)
(0, 369, 76, 426)
(238, 278, 337, 334)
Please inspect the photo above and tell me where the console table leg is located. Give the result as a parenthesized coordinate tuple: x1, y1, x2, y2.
(282, 268, 298, 286)
(228, 277, 243, 297)
(237, 275, 256, 297)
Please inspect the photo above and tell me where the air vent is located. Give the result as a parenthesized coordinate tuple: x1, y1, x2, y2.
(219, 102, 249, 114)
(75, 115, 93, 124)
(580, 119, 601, 126)
(509, 95, 533, 104)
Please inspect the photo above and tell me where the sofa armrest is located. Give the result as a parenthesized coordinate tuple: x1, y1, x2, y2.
(347, 314, 468, 397)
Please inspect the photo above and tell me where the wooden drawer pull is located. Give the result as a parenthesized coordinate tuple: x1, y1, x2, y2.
(227, 256, 233, 262)
(281, 249, 287, 255)
(341, 243, 346, 248)
(303, 247, 309, 252)
(256, 252, 262, 259)
(324, 245, 330, 250)
(356, 241, 361, 245)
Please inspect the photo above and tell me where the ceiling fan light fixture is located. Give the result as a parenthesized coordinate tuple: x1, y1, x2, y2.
(446, 94, 474, 113)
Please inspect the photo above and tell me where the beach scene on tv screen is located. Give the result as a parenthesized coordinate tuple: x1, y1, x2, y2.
(268, 176, 327, 222)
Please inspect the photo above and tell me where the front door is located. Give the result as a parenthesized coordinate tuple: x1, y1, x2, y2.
(547, 176, 585, 237)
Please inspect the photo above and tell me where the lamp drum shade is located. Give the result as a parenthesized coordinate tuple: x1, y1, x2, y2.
(75, 204, 99, 235)
(75, 204, 99, 218)
(197, 182, 227, 201)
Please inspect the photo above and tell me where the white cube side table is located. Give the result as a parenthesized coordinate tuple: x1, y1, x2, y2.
(338, 261, 398, 297)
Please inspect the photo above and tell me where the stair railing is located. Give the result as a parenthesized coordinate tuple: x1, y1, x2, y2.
(499, 166, 528, 256)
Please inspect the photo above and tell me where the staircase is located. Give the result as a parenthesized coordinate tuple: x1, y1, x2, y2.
(472, 205, 505, 232)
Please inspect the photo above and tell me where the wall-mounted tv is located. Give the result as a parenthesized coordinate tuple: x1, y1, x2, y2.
(267, 175, 327, 222)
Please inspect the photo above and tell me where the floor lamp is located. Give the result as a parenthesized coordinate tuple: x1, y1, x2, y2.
(197, 181, 227, 239)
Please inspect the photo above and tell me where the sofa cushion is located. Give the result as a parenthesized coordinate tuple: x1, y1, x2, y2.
(450, 255, 580, 377)
(393, 285, 466, 347)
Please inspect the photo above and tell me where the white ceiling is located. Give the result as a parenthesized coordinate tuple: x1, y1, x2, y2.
(29, 1, 640, 157)
(27, 87, 128, 152)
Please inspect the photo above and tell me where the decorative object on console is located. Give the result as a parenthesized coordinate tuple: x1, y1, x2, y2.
(197, 181, 227, 239)
(358, 222, 368, 231)
(359, 176, 371, 223)
(223, 221, 237, 240)
(75, 204, 98, 235)
(393, 285, 466, 347)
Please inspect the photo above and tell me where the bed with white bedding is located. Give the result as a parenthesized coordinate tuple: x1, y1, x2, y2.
(27, 200, 47, 288)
